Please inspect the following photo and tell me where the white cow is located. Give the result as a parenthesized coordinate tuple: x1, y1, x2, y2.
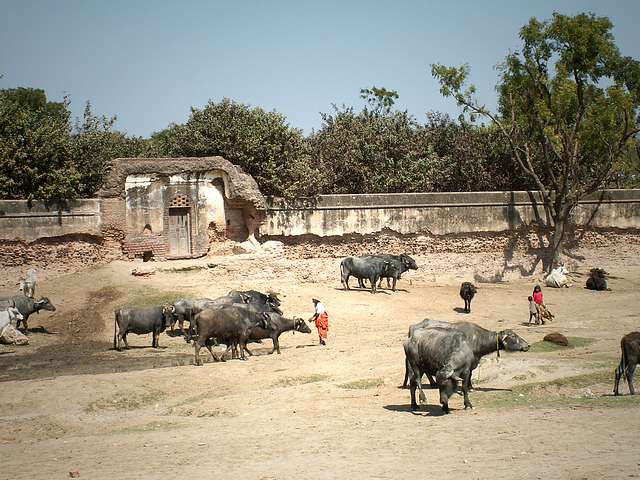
(0, 307, 28, 345)
(545, 265, 570, 288)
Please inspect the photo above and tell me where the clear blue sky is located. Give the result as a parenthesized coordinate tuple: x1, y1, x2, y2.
(2, 0, 638, 138)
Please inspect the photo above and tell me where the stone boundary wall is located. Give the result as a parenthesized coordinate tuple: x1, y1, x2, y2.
(263, 190, 640, 238)
(1, 190, 639, 244)
(0, 199, 102, 242)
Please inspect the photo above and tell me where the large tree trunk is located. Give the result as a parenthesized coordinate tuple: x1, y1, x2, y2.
(549, 202, 575, 272)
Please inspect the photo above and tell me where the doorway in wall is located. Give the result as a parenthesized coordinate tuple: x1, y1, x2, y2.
(167, 193, 192, 257)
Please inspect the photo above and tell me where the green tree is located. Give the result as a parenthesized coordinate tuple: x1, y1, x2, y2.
(360, 86, 399, 114)
(432, 12, 640, 268)
(151, 98, 314, 197)
(309, 102, 432, 194)
(70, 101, 146, 197)
(0, 88, 78, 200)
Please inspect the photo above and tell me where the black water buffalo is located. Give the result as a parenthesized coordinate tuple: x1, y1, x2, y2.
(172, 297, 234, 335)
(614, 331, 640, 395)
(586, 268, 610, 291)
(192, 304, 270, 364)
(459, 282, 477, 313)
(113, 305, 176, 351)
(340, 256, 398, 293)
(227, 290, 282, 314)
(0, 294, 56, 332)
(243, 314, 311, 355)
(404, 327, 475, 413)
(402, 319, 530, 389)
(358, 254, 418, 291)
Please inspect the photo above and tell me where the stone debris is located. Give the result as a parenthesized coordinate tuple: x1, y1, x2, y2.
(131, 266, 156, 277)
(543, 332, 569, 346)
(232, 241, 258, 254)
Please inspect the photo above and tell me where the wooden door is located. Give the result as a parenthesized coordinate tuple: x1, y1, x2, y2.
(168, 208, 191, 256)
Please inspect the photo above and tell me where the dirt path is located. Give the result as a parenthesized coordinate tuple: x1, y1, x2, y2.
(1, 250, 639, 479)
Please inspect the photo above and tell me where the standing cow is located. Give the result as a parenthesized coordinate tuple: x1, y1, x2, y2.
(0, 294, 56, 332)
(402, 318, 530, 389)
(113, 305, 176, 351)
(358, 254, 418, 291)
(614, 331, 640, 395)
(192, 304, 270, 364)
(459, 282, 477, 313)
(340, 256, 398, 294)
(404, 327, 475, 413)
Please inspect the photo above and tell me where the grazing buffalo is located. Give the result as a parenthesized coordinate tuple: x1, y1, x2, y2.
(614, 331, 640, 396)
(404, 327, 475, 413)
(0, 294, 56, 332)
(192, 304, 270, 364)
(459, 282, 477, 313)
(586, 268, 610, 291)
(402, 319, 530, 389)
(243, 314, 311, 355)
(113, 305, 176, 351)
(358, 254, 418, 291)
(340, 256, 398, 293)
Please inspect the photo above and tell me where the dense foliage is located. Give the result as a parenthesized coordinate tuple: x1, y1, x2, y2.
(433, 12, 640, 265)
(0, 12, 638, 202)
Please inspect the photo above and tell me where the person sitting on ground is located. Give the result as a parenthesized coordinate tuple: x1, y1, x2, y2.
(308, 297, 329, 345)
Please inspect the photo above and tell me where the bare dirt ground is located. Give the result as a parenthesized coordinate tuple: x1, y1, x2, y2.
(1, 243, 640, 479)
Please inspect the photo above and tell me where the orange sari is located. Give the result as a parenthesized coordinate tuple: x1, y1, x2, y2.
(315, 312, 329, 340)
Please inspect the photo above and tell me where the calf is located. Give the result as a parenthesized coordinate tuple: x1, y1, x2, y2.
(586, 268, 610, 291)
(243, 314, 311, 355)
(614, 331, 640, 395)
(0, 295, 56, 332)
(459, 282, 477, 313)
(113, 305, 176, 351)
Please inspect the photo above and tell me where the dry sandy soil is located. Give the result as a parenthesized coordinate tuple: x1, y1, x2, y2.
(1, 245, 639, 479)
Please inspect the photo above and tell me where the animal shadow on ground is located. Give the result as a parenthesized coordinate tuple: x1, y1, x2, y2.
(111, 345, 168, 351)
(383, 404, 446, 417)
(468, 387, 512, 393)
(396, 383, 437, 390)
(167, 331, 186, 338)
(453, 307, 470, 314)
(27, 326, 59, 334)
(333, 287, 392, 295)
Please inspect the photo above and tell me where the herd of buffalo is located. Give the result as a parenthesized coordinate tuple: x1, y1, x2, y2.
(1, 253, 638, 414)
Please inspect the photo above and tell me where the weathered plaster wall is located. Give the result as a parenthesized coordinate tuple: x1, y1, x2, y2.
(0, 199, 101, 242)
(263, 190, 640, 237)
